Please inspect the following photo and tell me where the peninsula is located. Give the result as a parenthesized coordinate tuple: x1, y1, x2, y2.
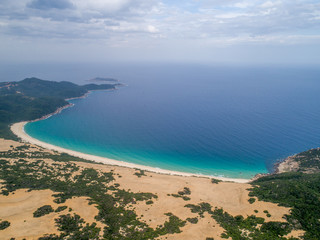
(0, 77, 120, 139)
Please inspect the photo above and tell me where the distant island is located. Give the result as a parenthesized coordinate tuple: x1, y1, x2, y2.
(0, 77, 319, 239)
(87, 77, 119, 83)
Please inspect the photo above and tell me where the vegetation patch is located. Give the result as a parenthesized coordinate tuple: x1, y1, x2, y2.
(134, 169, 146, 178)
(211, 178, 221, 184)
(39, 214, 101, 239)
(33, 205, 54, 218)
(55, 206, 68, 212)
(169, 187, 191, 201)
(249, 172, 320, 239)
(185, 202, 211, 218)
(185, 202, 296, 239)
(146, 200, 154, 205)
(263, 210, 271, 217)
(0, 220, 10, 230)
(186, 217, 198, 224)
(157, 213, 186, 235)
(0, 147, 101, 165)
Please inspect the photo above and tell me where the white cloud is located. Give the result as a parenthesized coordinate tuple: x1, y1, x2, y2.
(233, 1, 251, 9)
(0, 0, 319, 64)
(260, 1, 277, 9)
(147, 25, 159, 33)
(215, 12, 254, 19)
(73, 0, 130, 13)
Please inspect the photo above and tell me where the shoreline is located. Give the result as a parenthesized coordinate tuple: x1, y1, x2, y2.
(33, 88, 118, 122)
(11, 121, 250, 183)
(30, 103, 74, 122)
(10, 88, 251, 183)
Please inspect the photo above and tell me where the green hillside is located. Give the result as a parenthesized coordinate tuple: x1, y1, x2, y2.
(0, 77, 119, 139)
(250, 171, 320, 239)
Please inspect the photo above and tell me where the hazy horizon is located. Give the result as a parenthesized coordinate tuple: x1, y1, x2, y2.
(1, 61, 320, 83)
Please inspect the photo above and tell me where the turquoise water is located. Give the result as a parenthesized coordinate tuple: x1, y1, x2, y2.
(25, 65, 320, 179)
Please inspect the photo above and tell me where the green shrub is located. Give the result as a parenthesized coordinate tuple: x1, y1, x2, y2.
(186, 217, 198, 224)
(156, 213, 186, 235)
(178, 187, 191, 195)
(33, 205, 54, 218)
(260, 222, 291, 236)
(170, 187, 191, 201)
(55, 206, 68, 212)
(134, 169, 146, 178)
(211, 178, 221, 184)
(0, 220, 10, 230)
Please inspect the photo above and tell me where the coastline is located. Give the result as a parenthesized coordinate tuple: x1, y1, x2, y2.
(274, 155, 300, 174)
(11, 121, 250, 183)
(30, 103, 74, 122)
(33, 88, 117, 122)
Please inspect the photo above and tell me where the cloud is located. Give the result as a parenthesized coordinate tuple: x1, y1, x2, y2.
(28, 0, 74, 10)
(73, 0, 130, 13)
(0, 0, 319, 54)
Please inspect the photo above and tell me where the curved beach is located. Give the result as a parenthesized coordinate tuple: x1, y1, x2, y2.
(11, 121, 250, 183)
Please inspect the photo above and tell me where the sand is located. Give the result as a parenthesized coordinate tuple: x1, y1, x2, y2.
(61, 161, 296, 240)
(0, 189, 103, 239)
(11, 121, 250, 183)
(0, 138, 22, 151)
(0, 137, 303, 239)
(75, 161, 290, 221)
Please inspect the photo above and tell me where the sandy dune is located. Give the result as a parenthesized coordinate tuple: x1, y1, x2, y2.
(0, 189, 102, 240)
(0, 132, 304, 239)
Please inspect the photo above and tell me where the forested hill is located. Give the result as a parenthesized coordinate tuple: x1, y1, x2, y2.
(0, 77, 120, 139)
(0, 77, 118, 98)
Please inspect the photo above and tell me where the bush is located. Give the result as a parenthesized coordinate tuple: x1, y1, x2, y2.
(0, 220, 10, 230)
(134, 170, 146, 178)
(260, 221, 291, 236)
(211, 178, 221, 184)
(186, 217, 198, 224)
(156, 213, 186, 235)
(55, 206, 68, 212)
(33, 205, 54, 218)
(170, 187, 191, 201)
(178, 187, 191, 195)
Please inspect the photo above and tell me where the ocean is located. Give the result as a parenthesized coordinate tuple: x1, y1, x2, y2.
(18, 63, 320, 179)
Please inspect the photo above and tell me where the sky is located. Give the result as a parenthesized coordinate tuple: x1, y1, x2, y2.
(0, 0, 319, 65)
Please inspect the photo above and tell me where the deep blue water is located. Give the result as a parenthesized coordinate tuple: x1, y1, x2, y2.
(24, 64, 320, 178)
